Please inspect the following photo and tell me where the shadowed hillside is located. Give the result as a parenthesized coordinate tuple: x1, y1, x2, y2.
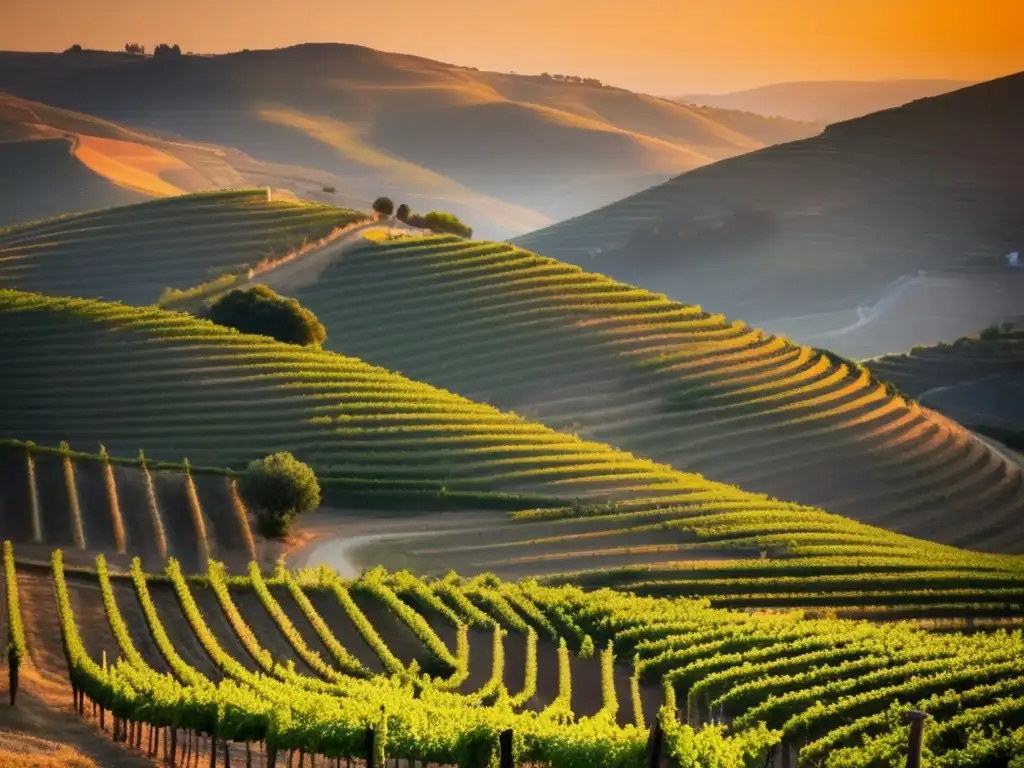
(867, 325, 1024, 432)
(515, 73, 1024, 350)
(676, 78, 974, 123)
(0, 45, 820, 237)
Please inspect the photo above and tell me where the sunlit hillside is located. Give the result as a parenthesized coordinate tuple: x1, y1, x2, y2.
(278, 234, 1024, 554)
(0, 92, 381, 225)
(4, 289, 1024, 620)
(0, 45, 820, 236)
(0, 189, 367, 304)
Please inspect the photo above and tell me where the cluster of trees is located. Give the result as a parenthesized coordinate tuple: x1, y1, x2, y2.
(238, 452, 320, 537)
(979, 321, 1022, 341)
(208, 285, 326, 347)
(372, 197, 473, 238)
(118, 43, 182, 57)
(540, 73, 603, 86)
(154, 43, 183, 59)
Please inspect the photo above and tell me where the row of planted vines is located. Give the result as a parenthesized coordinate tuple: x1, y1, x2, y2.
(12, 541, 1018, 767)
(290, 234, 1024, 553)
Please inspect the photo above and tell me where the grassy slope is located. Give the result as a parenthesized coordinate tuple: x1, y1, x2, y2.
(514, 72, 1024, 324)
(0, 45, 820, 237)
(285, 234, 1024, 554)
(0, 189, 367, 305)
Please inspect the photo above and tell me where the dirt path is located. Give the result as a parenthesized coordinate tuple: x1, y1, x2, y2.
(254, 220, 421, 296)
(286, 508, 505, 577)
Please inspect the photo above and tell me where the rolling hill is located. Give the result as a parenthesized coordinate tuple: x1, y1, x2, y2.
(514, 72, 1024, 354)
(274, 233, 1024, 556)
(675, 78, 974, 123)
(0, 189, 367, 305)
(0, 92, 380, 226)
(2, 288, 1023, 624)
(0, 45, 820, 237)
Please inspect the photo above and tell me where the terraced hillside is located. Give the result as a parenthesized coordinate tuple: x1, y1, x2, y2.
(9, 547, 1024, 767)
(513, 72, 1024, 334)
(4, 287, 1024, 620)
(0, 190, 366, 305)
(867, 327, 1024, 431)
(0, 441, 256, 574)
(285, 234, 1024, 554)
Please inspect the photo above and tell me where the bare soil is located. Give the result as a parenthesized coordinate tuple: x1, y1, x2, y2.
(111, 466, 163, 572)
(74, 460, 118, 554)
(302, 587, 386, 675)
(32, 455, 75, 548)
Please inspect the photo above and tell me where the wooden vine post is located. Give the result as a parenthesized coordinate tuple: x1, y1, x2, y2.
(499, 728, 514, 768)
(645, 720, 665, 768)
(906, 710, 929, 768)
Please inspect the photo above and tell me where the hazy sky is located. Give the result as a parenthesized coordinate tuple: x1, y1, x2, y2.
(4, 0, 1021, 93)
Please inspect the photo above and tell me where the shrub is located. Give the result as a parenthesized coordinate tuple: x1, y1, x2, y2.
(408, 211, 473, 238)
(980, 324, 1001, 341)
(372, 197, 395, 218)
(208, 285, 326, 347)
(238, 452, 321, 537)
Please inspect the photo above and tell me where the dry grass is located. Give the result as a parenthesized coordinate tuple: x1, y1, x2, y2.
(0, 732, 98, 767)
(72, 135, 191, 197)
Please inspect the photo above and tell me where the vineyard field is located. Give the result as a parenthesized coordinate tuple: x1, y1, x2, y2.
(5, 545, 1023, 767)
(0, 441, 255, 573)
(0, 189, 366, 305)
(284, 234, 1024, 553)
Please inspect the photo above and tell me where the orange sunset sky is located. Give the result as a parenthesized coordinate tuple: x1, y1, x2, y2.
(3, 0, 1021, 93)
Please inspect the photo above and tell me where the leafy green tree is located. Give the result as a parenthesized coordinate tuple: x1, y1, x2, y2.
(395, 203, 411, 223)
(372, 197, 395, 218)
(208, 285, 326, 347)
(239, 452, 321, 537)
(406, 210, 472, 238)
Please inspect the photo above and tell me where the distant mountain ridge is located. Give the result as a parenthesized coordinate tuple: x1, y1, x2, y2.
(675, 78, 975, 124)
(514, 71, 1024, 349)
(0, 44, 820, 236)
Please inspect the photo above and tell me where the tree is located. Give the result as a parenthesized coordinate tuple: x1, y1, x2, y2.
(154, 43, 182, 59)
(124, 42, 145, 55)
(208, 285, 326, 347)
(419, 211, 472, 238)
(238, 452, 320, 537)
(64, 44, 83, 54)
(372, 197, 394, 218)
(395, 203, 411, 223)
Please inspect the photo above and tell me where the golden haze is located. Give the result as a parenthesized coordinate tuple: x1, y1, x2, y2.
(1, 0, 1020, 93)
